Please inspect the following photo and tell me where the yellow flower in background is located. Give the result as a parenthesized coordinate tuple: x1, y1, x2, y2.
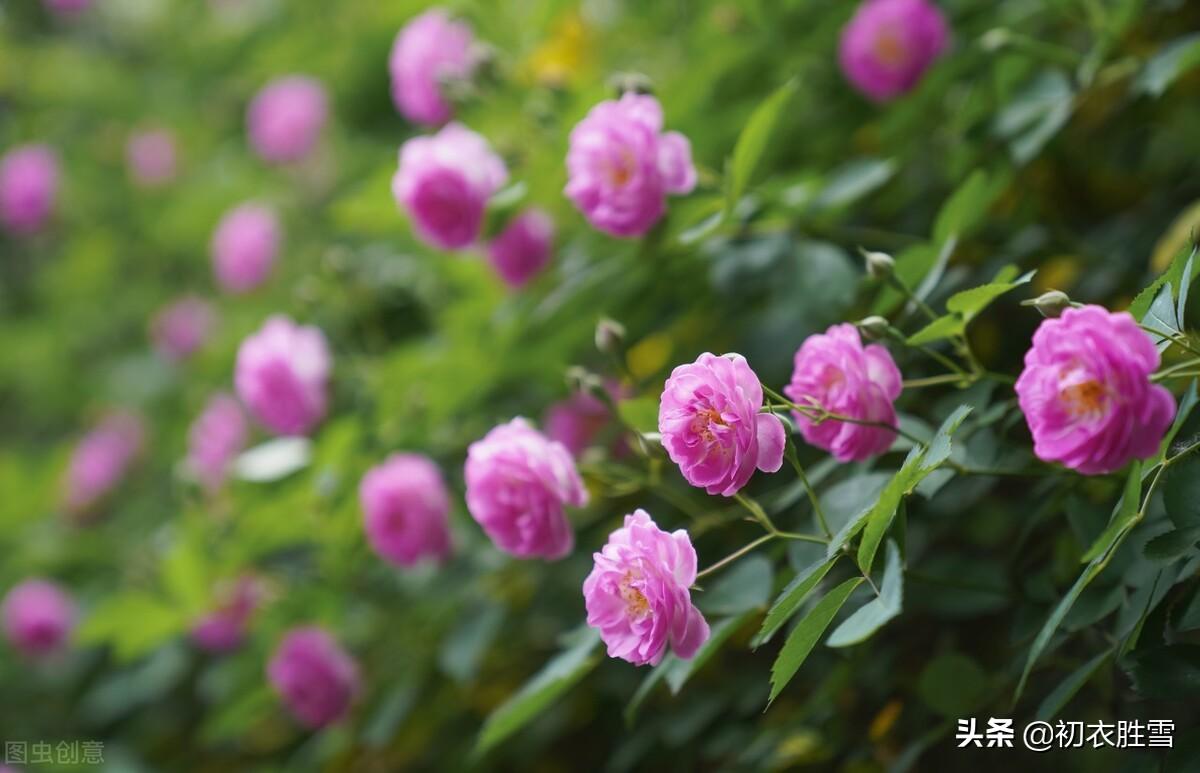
(524, 12, 593, 88)
(626, 333, 673, 382)
(1032, 255, 1083, 294)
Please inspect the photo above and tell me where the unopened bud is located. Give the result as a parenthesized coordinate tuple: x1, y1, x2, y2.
(595, 317, 627, 355)
(860, 247, 895, 278)
(857, 316, 891, 340)
(1021, 290, 1072, 318)
(565, 366, 604, 398)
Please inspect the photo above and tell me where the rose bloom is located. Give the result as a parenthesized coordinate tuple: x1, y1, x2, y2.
(659, 353, 785, 496)
(785, 324, 903, 462)
(234, 316, 331, 437)
(392, 123, 507, 250)
(389, 8, 477, 126)
(464, 418, 587, 560)
(2, 579, 76, 658)
(565, 93, 696, 238)
(360, 453, 453, 567)
(267, 626, 360, 729)
(150, 296, 215, 361)
(0, 144, 58, 235)
(191, 576, 263, 654)
(211, 203, 281, 293)
(839, 0, 949, 102)
(63, 411, 145, 514)
(247, 75, 328, 164)
(1016, 305, 1175, 475)
(186, 392, 247, 493)
(544, 391, 610, 459)
(486, 208, 554, 289)
(126, 129, 177, 187)
(583, 510, 709, 666)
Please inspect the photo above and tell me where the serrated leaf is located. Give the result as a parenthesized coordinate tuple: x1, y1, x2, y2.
(1163, 456, 1200, 529)
(945, 268, 1036, 323)
(1035, 648, 1113, 721)
(828, 541, 903, 647)
(1124, 644, 1200, 699)
(993, 70, 1074, 164)
(1081, 462, 1144, 563)
(726, 79, 798, 211)
(1130, 243, 1200, 320)
(754, 556, 839, 647)
(906, 314, 964, 347)
(1143, 282, 1181, 352)
(767, 577, 863, 704)
(1143, 526, 1200, 563)
(1134, 33, 1200, 97)
(475, 627, 600, 755)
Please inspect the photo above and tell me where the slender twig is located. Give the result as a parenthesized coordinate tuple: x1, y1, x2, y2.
(783, 442, 832, 539)
(1141, 325, 1200, 358)
(885, 273, 939, 323)
(903, 373, 969, 388)
(1153, 357, 1200, 382)
(695, 534, 775, 580)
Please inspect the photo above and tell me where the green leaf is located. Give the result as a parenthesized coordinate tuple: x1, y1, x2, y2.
(617, 396, 660, 435)
(161, 539, 209, 617)
(933, 170, 1009, 244)
(697, 554, 773, 616)
(993, 70, 1074, 164)
(475, 627, 601, 755)
(1143, 525, 1200, 562)
(1035, 648, 1113, 721)
(812, 157, 896, 211)
(1160, 380, 1199, 460)
(1124, 644, 1200, 699)
(1163, 456, 1200, 529)
(1134, 33, 1200, 97)
(753, 556, 839, 648)
(1143, 282, 1181, 351)
(906, 314, 964, 347)
(828, 541, 903, 647)
(1081, 462, 1144, 563)
(726, 79, 798, 211)
(77, 592, 189, 662)
(768, 577, 863, 704)
(439, 604, 505, 683)
(1130, 243, 1200, 320)
(917, 653, 990, 717)
(945, 268, 1036, 323)
(871, 242, 934, 315)
(921, 405, 974, 472)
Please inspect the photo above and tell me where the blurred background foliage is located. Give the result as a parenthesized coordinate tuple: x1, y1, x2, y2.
(3, 0, 1200, 770)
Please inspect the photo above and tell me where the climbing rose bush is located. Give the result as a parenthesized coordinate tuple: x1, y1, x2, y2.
(0, 144, 58, 235)
(126, 128, 177, 187)
(210, 203, 281, 294)
(185, 392, 248, 493)
(149, 296, 215, 362)
(839, 0, 949, 101)
(1016, 305, 1176, 474)
(191, 576, 264, 654)
(246, 75, 328, 164)
(62, 411, 144, 514)
(359, 453, 453, 567)
(486, 208, 555, 289)
(2, 580, 76, 659)
(267, 626, 360, 729)
(389, 8, 477, 126)
(234, 315, 332, 436)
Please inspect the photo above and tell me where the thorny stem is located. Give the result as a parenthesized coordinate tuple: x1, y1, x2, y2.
(783, 441, 832, 539)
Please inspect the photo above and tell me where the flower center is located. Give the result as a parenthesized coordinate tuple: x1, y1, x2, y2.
(618, 571, 651, 620)
(691, 405, 729, 442)
(872, 27, 911, 68)
(606, 150, 636, 187)
(1060, 378, 1109, 419)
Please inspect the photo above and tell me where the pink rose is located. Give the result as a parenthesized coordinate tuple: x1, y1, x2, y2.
(464, 418, 587, 560)
(267, 626, 360, 729)
(186, 393, 247, 493)
(64, 411, 144, 513)
(486, 208, 554, 289)
(583, 510, 709, 666)
(1016, 305, 1175, 475)
(389, 8, 477, 126)
(544, 392, 609, 459)
(0, 144, 58, 235)
(234, 316, 331, 437)
(126, 129, 177, 187)
(211, 203, 280, 293)
(659, 353, 785, 496)
(191, 576, 263, 654)
(360, 454, 453, 567)
(247, 75, 328, 164)
(785, 324, 903, 462)
(392, 123, 507, 250)
(565, 93, 696, 238)
(2, 579, 76, 658)
(839, 0, 949, 102)
(150, 296, 215, 361)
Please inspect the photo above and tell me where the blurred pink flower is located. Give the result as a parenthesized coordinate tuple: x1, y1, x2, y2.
(235, 315, 331, 437)
(63, 411, 145, 514)
(211, 203, 280, 293)
(0, 144, 59, 235)
(659, 353, 785, 496)
(2, 579, 76, 659)
(126, 128, 177, 187)
(389, 8, 477, 126)
(191, 575, 263, 653)
(360, 453, 452, 567)
(786, 324, 902, 462)
(544, 392, 609, 459)
(565, 93, 695, 238)
(392, 123, 507, 250)
(839, 0, 949, 102)
(150, 296, 215, 362)
(247, 75, 328, 164)
(1016, 305, 1175, 475)
(464, 418, 587, 560)
(186, 393, 247, 493)
(486, 208, 554, 289)
(268, 626, 360, 729)
(583, 510, 708, 666)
